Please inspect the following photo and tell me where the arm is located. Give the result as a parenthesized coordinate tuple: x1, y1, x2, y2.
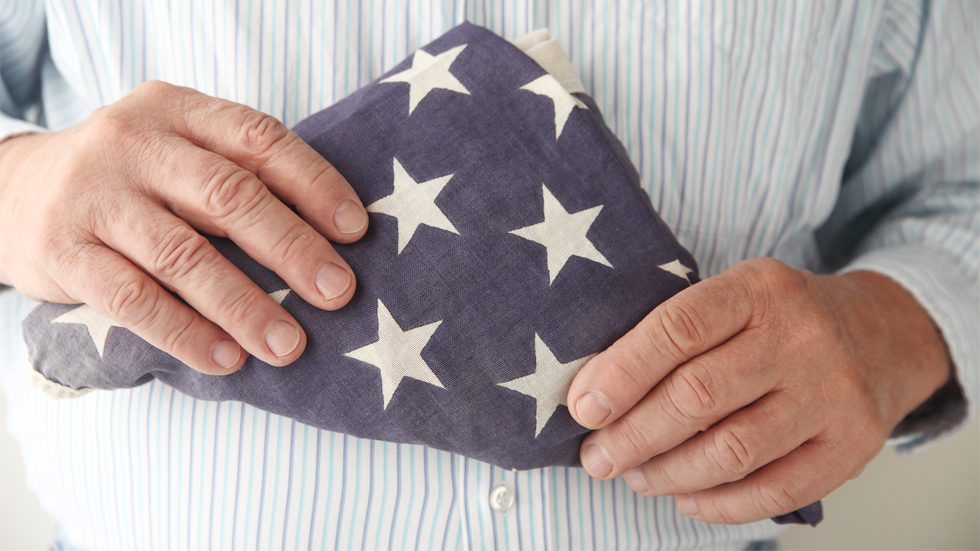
(566, 0, 977, 524)
(820, 0, 979, 450)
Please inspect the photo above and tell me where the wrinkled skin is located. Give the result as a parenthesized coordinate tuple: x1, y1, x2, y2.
(0, 82, 954, 526)
(0, 81, 369, 374)
(568, 258, 952, 524)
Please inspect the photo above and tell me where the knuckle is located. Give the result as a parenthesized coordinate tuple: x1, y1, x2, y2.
(148, 226, 216, 282)
(130, 81, 189, 121)
(240, 110, 291, 159)
(646, 302, 708, 363)
(661, 371, 714, 429)
(610, 415, 656, 460)
(215, 287, 266, 329)
(747, 257, 795, 287)
(745, 256, 786, 273)
(104, 276, 160, 329)
(88, 108, 139, 150)
(269, 222, 318, 266)
(40, 238, 96, 292)
(706, 428, 755, 476)
(677, 362, 718, 416)
(83, 106, 157, 172)
(306, 160, 342, 193)
(602, 353, 647, 398)
(652, 461, 683, 493)
(132, 79, 174, 100)
(161, 314, 199, 356)
(202, 164, 266, 221)
(754, 479, 803, 517)
(757, 260, 810, 304)
(708, 500, 741, 525)
(737, 257, 797, 297)
(35, 219, 83, 265)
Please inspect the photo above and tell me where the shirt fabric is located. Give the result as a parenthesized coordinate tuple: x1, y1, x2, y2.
(0, 1, 977, 550)
(21, 22, 709, 471)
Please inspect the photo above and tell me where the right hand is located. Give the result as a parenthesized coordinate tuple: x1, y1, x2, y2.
(0, 81, 368, 374)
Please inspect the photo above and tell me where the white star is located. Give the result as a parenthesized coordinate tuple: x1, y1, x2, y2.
(499, 334, 594, 437)
(381, 44, 470, 115)
(520, 74, 588, 140)
(366, 158, 459, 254)
(344, 299, 445, 410)
(510, 184, 612, 284)
(51, 304, 124, 358)
(658, 260, 694, 285)
(269, 289, 291, 304)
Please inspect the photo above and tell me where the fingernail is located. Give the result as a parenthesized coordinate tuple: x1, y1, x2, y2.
(675, 494, 699, 517)
(623, 467, 650, 494)
(315, 263, 352, 299)
(265, 320, 300, 357)
(582, 443, 614, 478)
(333, 199, 368, 234)
(211, 339, 241, 369)
(576, 391, 612, 427)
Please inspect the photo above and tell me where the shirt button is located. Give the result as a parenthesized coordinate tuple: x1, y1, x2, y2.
(489, 483, 515, 513)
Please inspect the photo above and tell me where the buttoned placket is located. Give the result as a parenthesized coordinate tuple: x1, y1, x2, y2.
(458, 456, 557, 550)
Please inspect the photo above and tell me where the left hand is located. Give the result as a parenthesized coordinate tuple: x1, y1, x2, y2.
(566, 257, 952, 524)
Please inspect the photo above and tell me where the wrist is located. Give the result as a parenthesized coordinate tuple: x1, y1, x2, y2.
(831, 270, 952, 427)
(0, 132, 54, 287)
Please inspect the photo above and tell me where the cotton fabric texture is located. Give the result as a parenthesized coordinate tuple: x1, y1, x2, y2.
(20, 21, 826, 527)
(23, 22, 695, 471)
(5, 1, 977, 547)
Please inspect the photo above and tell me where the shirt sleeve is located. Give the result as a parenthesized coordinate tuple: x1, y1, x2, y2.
(1, 0, 48, 142)
(817, 0, 979, 452)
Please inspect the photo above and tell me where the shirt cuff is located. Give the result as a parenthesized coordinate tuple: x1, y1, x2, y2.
(0, 117, 46, 144)
(839, 246, 979, 453)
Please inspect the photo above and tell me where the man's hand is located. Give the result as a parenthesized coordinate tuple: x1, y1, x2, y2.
(0, 81, 368, 374)
(567, 258, 951, 524)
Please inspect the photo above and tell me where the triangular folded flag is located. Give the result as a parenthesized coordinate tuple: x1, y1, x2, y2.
(21, 22, 818, 525)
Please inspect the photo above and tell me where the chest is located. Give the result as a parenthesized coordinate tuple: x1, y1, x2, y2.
(44, 0, 882, 271)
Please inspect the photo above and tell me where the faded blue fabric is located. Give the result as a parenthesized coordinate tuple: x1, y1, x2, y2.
(20, 22, 821, 526)
(23, 23, 697, 469)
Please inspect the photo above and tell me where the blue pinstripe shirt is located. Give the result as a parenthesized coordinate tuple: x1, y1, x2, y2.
(1, 1, 977, 549)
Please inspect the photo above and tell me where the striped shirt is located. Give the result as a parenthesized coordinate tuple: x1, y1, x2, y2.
(1, 1, 977, 549)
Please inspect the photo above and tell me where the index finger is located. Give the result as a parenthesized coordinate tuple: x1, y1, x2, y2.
(153, 82, 369, 243)
(567, 267, 756, 430)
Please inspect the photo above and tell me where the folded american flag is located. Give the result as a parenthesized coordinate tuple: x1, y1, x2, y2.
(22, 22, 819, 525)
